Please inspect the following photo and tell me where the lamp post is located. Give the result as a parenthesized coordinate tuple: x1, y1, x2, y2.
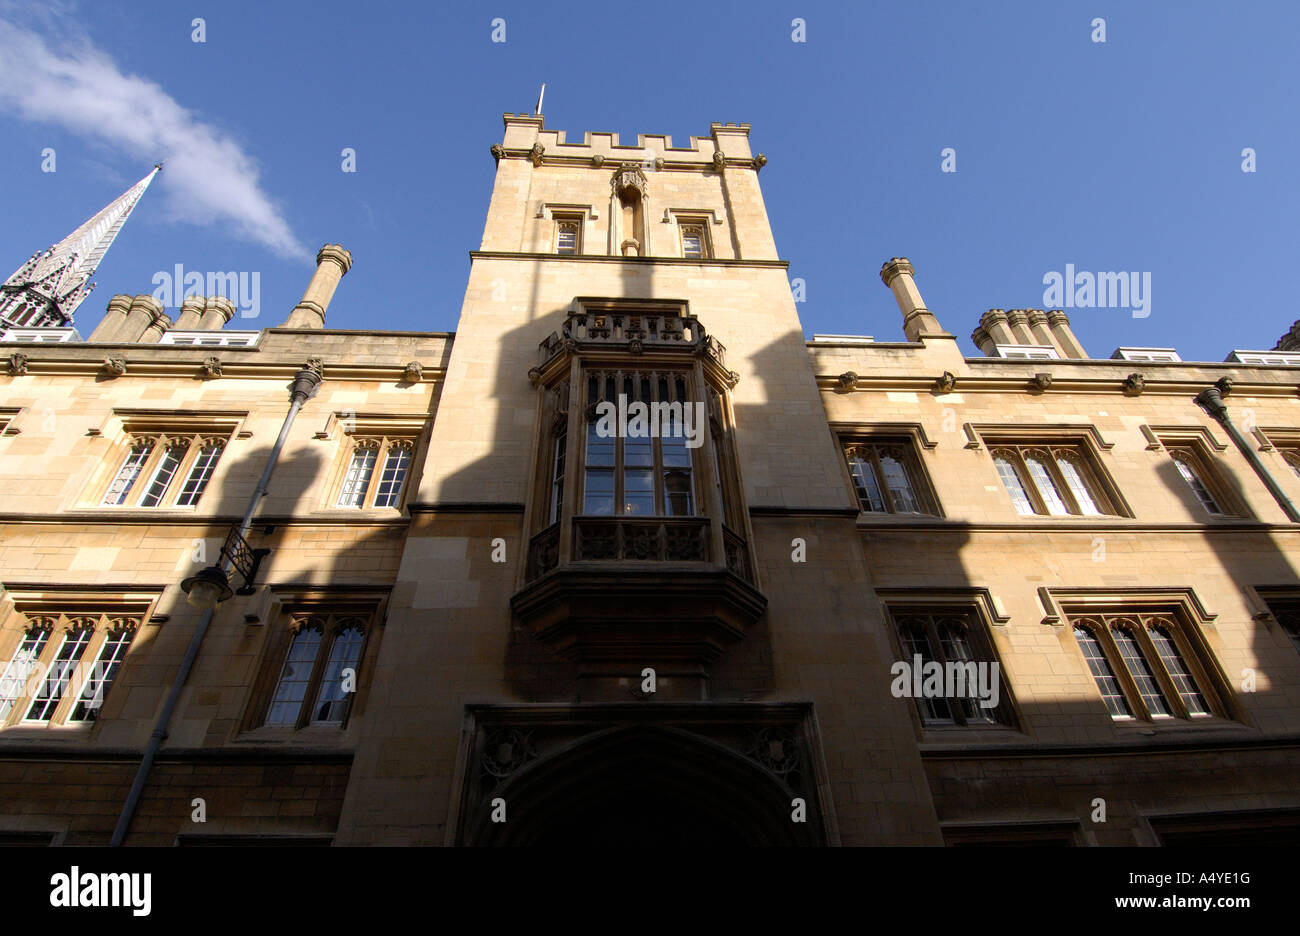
(111, 360, 323, 846)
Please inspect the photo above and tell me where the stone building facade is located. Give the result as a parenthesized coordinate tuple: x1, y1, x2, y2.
(1, 114, 1299, 845)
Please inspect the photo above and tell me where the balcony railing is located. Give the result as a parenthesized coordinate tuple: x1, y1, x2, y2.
(575, 516, 710, 563)
(537, 311, 726, 370)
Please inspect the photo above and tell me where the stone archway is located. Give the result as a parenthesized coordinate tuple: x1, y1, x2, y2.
(461, 724, 814, 846)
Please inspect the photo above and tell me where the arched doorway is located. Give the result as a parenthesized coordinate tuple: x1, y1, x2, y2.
(461, 724, 817, 846)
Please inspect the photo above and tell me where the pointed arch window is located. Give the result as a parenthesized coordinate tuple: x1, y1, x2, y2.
(260, 613, 373, 730)
(101, 432, 228, 508)
(989, 444, 1114, 517)
(1168, 449, 1224, 516)
(843, 441, 935, 515)
(1070, 612, 1225, 721)
(0, 608, 145, 728)
(336, 437, 415, 509)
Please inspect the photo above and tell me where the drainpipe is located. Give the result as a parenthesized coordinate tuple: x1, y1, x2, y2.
(110, 361, 324, 846)
(1195, 381, 1300, 523)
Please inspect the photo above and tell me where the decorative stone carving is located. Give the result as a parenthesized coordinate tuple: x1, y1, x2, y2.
(102, 356, 126, 377)
(1030, 372, 1052, 393)
(725, 369, 741, 389)
(653, 156, 665, 170)
(8, 352, 27, 376)
(611, 163, 648, 198)
(837, 371, 858, 390)
(591, 154, 605, 167)
(754, 153, 768, 171)
(305, 357, 325, 378)
(489, 143, 505, 162)
(403, 361, 423, 383)
(1215, 376, 1234, 398)
(1123, 373, 1145, 396)
(528, 143, 545, 166)
(527, 367, 542, 386)
(199, 356, 222, 379)
(934, 371, 957, 393)
(712, 151, 726, 172)
(628, 338, 644, 355)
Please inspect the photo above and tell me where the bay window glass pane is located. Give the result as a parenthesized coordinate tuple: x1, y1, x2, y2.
(1074, 625, 1131, 718)
(1147, 625, 1209, 716)
(1112, 626, 1171, 717)
(267, 628, 322, 726)
(584, 422, 615, 514)
(311, 626, 365, 724)
(549, 434, 566, 524)
(70, 629, 133, 722)
(898, 621, 952, 724)
(938, 620, 994, 723)
(372, 446, 411, 508)
(1024, 456, 1069, 516)
(337, 446, 378, 507)
(662, 437, 693, 516)
(0, 629, 50, 720)
(25, 627, 93, 722)
(849, 455, 887, 512)
(880, 454, 921, 513)
(175, 444, 223, 506)
(103, 442, 154, 505)
(140, 444, 187, 507)
(994, 456, 1036, 515)
(1171, 453, 1223, 515)
(1055, 453, 1101, 515)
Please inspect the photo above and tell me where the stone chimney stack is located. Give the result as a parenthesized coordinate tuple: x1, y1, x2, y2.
(198, 296, 236, 331)
(283, 244, 352, 328)
(87, 295, 135, 342)
(880, 258, 944, 341)
(117, 295, 166, 343)
(173, 295, 206, 330)
(1048, 310, 1088, 359)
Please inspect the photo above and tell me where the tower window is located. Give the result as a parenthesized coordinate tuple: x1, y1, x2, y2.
(555, 218, 581, 255)
(679, 224, 708, 259)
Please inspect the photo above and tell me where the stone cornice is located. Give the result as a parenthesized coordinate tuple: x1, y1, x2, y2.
(816, 371, 1300, 397)
(1, 356, 445, 383)
(469, 250, 788, 269)
(854, 518, 1297, 533)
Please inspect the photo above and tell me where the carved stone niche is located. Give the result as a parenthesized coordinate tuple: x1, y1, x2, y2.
(611, 163, 649, 199)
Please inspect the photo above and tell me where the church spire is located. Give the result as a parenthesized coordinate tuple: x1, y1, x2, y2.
(0, 165, 160, 329)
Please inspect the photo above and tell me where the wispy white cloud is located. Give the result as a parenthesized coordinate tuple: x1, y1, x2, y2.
(0, 12, 308, 260)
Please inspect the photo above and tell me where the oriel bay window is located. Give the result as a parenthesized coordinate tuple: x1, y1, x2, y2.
(524, 303, 751, 580)
(581, 369, 696, 517)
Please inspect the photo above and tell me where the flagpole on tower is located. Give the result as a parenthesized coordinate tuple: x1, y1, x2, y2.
(535, 83, 546, 116)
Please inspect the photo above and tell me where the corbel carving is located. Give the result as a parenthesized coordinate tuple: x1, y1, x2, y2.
(7, 352, 27, 376)
(102, 356, 126, 377)
(528, 143, 545, 166)
(199, 356, 222, 379)
(836, 371, 858, 391)
(1122, 373, 1145, 396)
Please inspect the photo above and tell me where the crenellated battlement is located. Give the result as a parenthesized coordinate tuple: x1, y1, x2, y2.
(499, 113, 756, 165)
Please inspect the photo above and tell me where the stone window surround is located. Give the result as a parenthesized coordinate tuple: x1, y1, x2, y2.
(86, 410, 246, 510)
(967, 424, 1131, 520)
(0, 589, 158, 731)
(318, 413, 426, 513)
(832, 424, 943, 519)
(1147, 427, 1248, 519)
(237, 588, 388, 739)
(876, 588, 1019, 734)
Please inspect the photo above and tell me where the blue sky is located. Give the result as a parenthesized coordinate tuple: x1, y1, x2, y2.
(0, 0, 1296, 361)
